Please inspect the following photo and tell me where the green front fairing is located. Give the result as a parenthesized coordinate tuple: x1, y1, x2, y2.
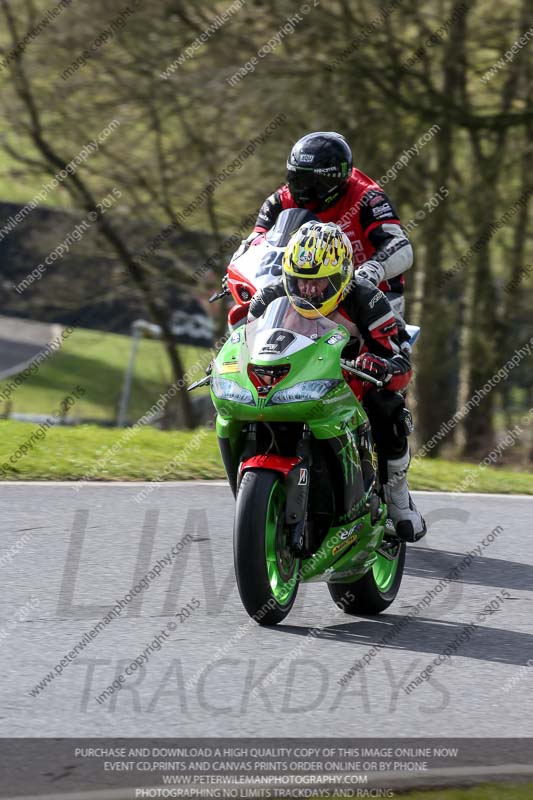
(212, 323, 359, 429)
(213, 321, 390, 587)
(214, 324, 366, 502)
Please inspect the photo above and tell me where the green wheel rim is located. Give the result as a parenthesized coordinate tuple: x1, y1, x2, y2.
(372, 550, 400, 593)
(265, 479, 299, 605)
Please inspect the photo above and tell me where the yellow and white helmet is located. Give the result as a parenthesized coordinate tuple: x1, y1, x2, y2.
(282, 221, 354, 318)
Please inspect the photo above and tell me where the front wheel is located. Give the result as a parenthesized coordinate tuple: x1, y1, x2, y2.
(328, 538, 406, 615)
(234, 469, 300, 625)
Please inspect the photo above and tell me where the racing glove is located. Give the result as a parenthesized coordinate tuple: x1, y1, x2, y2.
(354, 353, 393, 383)
(231, 232, 262, 261)
(248, 282, 285, 319)
(357, 260, 385, 286)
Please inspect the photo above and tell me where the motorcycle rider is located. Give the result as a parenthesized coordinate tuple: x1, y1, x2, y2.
(248, 220, 426, 543)
(234, 130, 412, 319)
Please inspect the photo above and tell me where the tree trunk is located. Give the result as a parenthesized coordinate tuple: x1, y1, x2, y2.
(414, 9, 468, 454)
(0, 0, 195, 429)
(458, 11, 526, 457)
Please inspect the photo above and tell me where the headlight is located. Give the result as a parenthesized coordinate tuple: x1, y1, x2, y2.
(268, 379, 341, 404)
(211, 377, 255, 405)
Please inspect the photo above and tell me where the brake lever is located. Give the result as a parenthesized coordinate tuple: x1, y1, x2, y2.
(340, 360, 384, 388)
(208, 288, 230, 303)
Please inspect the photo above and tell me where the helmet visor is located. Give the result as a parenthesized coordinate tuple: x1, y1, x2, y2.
(287, 168, 342, 206)
(285, 273, 343, 312)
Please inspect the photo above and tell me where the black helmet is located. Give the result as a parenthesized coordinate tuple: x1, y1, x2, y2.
(286, 131, 353, 210)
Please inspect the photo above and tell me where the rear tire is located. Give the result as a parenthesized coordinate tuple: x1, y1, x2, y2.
(234, 469, 299, 625)
(328, 539, 406, 615)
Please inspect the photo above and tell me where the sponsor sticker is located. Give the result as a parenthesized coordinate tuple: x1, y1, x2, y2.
(220, 361, 240, 374)
(331, 521, 363, 555)
(340, 521, 363, 539)
(373, 202, 393, 218)
(259, 330, 296, 355)
(296, 250, 314, 266)
(298, 468, 308, 486)
(322, 390, 352, 404)
(369, 290, 385, 308)
(332, 533, 358, 555)
(326, 332, 345, 345)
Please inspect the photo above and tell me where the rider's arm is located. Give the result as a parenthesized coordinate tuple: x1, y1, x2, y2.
(230, 191, 284, 262)
(230, 230, 264, 261)
(343, 276, 411, 391)
(356, 189, 413, 286)
(248, 279, 285, 319)
(254, 190, 284, 233)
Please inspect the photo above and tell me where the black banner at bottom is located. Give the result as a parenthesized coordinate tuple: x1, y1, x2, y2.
(0, 738, 532, 798)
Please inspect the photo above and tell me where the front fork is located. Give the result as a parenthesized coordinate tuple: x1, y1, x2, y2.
(285, 425, 312, 555)
(239, 423, 313, 556)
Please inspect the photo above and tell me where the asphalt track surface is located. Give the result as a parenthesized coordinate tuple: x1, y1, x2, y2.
(0, 338, 43, 379)
(1, 481, 533, 743)
(0, 316, 58, 379)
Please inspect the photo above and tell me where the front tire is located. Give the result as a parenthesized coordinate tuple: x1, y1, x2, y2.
(328, 539, 406, 615)
(234, 469, 299, 625)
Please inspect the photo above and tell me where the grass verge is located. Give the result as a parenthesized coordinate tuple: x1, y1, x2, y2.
(0, 421, 221, 481)
(0, 326, 210, 422)
(1, 421, 533, 489)
(396, 782, 533, 798)
(315, 783, 533, 799)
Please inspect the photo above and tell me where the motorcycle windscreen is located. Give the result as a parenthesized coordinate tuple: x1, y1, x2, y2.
(246, 297, 339, 361)
(265, 208, 320, 247)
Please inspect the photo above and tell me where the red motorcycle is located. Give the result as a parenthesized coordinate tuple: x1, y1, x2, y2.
(208, 207, 421, 348)
(209, 208, 319, 329)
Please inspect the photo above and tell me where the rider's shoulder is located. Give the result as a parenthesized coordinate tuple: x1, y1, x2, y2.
(349, 274, 384, 297)
(347, 168, 384, 196)
(344, 276, 389, 315)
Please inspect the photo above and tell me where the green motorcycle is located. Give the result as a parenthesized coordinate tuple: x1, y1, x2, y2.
(190, 296, 405, 625)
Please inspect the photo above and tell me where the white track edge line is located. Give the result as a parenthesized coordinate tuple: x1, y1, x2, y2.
(0, 481, 532, 499)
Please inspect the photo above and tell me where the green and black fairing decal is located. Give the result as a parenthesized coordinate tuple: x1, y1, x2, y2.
(328, 426, 365, 520)
(357, 419, 377, 490)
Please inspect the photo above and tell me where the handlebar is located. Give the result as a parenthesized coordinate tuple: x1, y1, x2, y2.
(340, 360, 384, 388)
(208, 288, 230, 304)
(189, 363, 382, 391)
